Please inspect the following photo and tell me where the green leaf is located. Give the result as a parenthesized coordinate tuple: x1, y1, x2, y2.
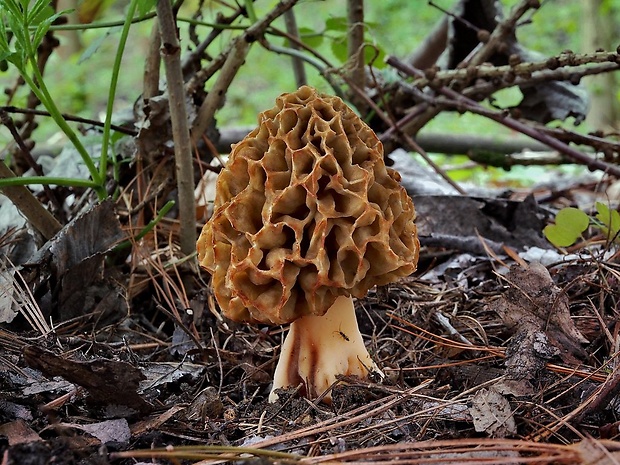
(330, 37, 347, 64)
(364, 43, 385, 69)
(5, 11, 27, 52)
(0, 50, 19, 67)
(78, 25, 121, 64)
(595, 202, 620, 242)
(27, 1, 55, 25)
(325, 16, 348, 32)
(298, 27, 323, 49)
(137, 0, 156, 17)
(543, 207, 590, 248)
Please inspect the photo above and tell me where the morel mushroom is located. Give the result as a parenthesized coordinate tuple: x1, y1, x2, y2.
(197, 86, 419, 402)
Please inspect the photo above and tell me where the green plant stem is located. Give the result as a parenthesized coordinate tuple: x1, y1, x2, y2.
(0, 176, 101, 188)
(47, 12, 244, 33)
(114, 200, 175, 251)
(48, 11, 156, 31)
(243, 0, 258, 23)
(21, 66, 106, 197)
(17, 4, 103, 193)
(100, 0, 140, 183)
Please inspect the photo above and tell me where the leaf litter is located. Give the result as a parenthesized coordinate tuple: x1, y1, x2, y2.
(0, 186, 618, 464)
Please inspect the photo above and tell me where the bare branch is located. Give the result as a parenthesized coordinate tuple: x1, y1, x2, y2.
(186, 0, 300, 96)
(190, 36, 251, 144)
(347, 0, 365, 108)
(156, 0, 196, 257)
(386, 55, 620, 178)
(143, 20, 162, 99)
(283, 10, 307, 87)
(0, 162, 62, 240)
(468, 0, 540, 67)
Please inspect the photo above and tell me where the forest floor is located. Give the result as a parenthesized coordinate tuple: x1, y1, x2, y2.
(1, 173, 620, 465)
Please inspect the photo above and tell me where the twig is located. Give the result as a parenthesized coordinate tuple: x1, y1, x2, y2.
(573, 364, 620, 424)
(468, 0, 539, 67)
(283, 10, 306, 87)
(190, 36, 251, 144)
(0, 106, 137, 136)
(181, 8, 245, 76)
(429, 0, 481, 34)
(347, 0, 365, 109)
(258, 40, 344, 97)
(534, 125, 620, 158)
(143, 19, 161, 99)
(189, 0, 300, 144)
(382, 0, 542, 144)
(341, 75, 465, 194)
(217, 126, 553, 156)
(269, 26, 336, 71)
(381, 57, 620, 157)
(156, 0, 196, 257)
(0, 162, 62, 240)
(186, 0, 300, 96)
(414, 50, 620, 89)
(386, 56, 620, 178)
(0, 109, 61, 211)
(461, 61, 620, 101)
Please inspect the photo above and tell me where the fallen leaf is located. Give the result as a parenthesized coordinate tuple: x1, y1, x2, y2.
(23, 346, 151, 414)
(0, 270, 18, 324)
(490, 262, 588, 380)
(0, 419, 42, 445)
(469, 388, 517, 437)
(413, 194, 549, 252)
(60, 419, 131, 444)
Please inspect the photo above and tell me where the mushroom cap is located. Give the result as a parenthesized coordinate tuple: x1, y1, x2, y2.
(197, 86, 419, 324)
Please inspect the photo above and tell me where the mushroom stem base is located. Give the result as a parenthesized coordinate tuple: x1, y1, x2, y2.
(269, 296, 381, 403)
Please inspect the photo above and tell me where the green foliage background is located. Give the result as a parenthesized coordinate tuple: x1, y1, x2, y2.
(0, 0, 618, 187)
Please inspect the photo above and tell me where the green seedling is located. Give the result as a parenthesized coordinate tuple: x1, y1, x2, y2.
(543, 207, 589, 248)
(544, 202, 620, 248)
(595, 202, 620, 244)
(0, 0, 141, 200)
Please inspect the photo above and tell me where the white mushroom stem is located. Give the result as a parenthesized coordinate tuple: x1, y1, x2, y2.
(269, 296, 383, 403)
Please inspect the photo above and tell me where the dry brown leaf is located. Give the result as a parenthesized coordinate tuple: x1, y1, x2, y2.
(470, 387, 517, 437)
(0, 419, 42, 445)
(490, 262, 588, 380)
